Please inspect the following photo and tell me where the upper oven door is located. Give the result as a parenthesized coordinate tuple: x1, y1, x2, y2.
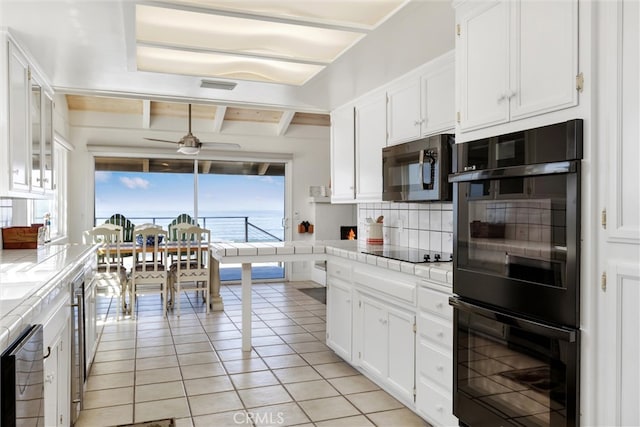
(450, 160, 581, 327)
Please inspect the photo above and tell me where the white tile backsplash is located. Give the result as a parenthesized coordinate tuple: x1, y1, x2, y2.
(358, 202, 453, 252)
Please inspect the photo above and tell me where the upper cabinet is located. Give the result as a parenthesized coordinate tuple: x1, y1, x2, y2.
(387, 52, 455, 145)
(456, 0, 579, 133)
(355, 92, 386, 202)
(1, 33, 55, 198)
(330, 104, 356, 203)
(7, 39, 31, 193)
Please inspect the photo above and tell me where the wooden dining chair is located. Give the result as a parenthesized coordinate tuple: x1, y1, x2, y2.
(83, 225, 129, 318)
(169, 224, 210, 317)
(130, 226, 168, 318)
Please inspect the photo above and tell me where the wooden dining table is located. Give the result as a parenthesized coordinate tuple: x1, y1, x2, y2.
(98, 241, 224, 312)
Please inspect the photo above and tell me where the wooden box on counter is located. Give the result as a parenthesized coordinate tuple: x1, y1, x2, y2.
(2, 225, 44, 249)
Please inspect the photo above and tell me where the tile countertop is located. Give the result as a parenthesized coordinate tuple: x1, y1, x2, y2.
(210, 240, 452, 286)
(0, 244, 97, 351)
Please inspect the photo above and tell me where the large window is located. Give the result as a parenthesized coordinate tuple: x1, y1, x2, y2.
(94, 157, 286, 280)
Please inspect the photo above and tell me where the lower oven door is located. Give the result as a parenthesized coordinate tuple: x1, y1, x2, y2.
(449, 297, 579, 427)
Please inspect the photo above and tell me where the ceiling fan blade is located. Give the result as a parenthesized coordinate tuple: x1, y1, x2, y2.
(144, 137, 177, 144)
(200, 142, 241, 150)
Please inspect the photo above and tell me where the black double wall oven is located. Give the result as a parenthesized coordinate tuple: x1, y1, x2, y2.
(448, 119, 583, 427)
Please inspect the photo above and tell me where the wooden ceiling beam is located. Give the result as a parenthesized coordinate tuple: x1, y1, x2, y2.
(142, 100, 151, 128)
(277, 111, 295, 136)
(213, 106, 227, 133)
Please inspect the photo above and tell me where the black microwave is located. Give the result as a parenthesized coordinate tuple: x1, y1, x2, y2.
(382, 134, 454, 202)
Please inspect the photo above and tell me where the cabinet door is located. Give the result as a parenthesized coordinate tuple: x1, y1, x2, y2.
(458, 1, 510, 131)
(421, 62, 455, 136)
(327, 278, 353, 361)
(330, 105, 355, 202)
(387, 78, 421, 145)
(43, 93, 54, 191)
(8, 40, 30, 192)
(358, 294, 387, 379)
(386, 304, 416, 403)
(44, 325, 70, 427)
(31, 78, 43, 192)
(355, 92, 386, 201)
(509, 0, 578, 120)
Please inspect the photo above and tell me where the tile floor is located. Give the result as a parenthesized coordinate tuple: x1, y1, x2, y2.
(77, 281, 430, 427)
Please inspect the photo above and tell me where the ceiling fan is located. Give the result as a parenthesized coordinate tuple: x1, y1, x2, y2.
(144, 104, 240, 155)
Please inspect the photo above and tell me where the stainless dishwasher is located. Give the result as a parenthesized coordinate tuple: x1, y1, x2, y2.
(70, 269, 85, 426)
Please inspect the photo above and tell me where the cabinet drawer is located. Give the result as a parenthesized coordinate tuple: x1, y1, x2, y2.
(417, 341, 453, 392)
(418, 286, 452, 320)
(416, 382, 458, 427)
(327, 261, 352, 282)
(417, 311, 453, 354)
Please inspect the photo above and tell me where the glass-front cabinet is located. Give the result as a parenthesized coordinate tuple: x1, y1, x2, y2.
(8, 38, 30, 193)
(3, 35, 55, 197)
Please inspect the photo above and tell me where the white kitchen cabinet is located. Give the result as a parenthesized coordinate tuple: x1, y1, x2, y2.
(355, 291, 416, 404)
(7, 38, 31, 193)
(456, 0, 578, 132)
(595, 1, 640, 425)
(387, 54, 455, 145)
(326, 260, 354, 361)
(1, 33, 55, 198)
(330, 104, 355, 203)
(355, 92, 386, 201)
(41, 284, 72, 427)
(415, 282, 458, 427)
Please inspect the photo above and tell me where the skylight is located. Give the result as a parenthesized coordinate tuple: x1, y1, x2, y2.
(135, 1, 407, 86)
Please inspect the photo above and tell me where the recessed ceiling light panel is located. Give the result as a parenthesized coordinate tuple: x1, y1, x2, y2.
(137, 45, 325, 85)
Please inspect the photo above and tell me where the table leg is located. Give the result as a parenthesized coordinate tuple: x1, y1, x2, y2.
(241, 263, 252, 351)
(208, 257, 224, 311)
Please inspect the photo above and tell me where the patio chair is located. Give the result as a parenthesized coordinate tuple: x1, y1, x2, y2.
(168, 213, 196, 241)
(105, 213, 135, 242)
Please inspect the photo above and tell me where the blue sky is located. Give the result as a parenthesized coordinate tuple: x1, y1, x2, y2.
(95, 171, 284, 219)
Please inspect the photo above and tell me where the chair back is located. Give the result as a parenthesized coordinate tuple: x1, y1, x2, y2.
(83, 225, 123, 275)
(132, 226, 168, 274)
(105, 214, 135, 242)
(168, 213, 196, 241)
(173, 224, 210, 277)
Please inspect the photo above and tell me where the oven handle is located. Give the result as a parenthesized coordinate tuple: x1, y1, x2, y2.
(448, 160, 578, 183)
(449, 297, 577, 342)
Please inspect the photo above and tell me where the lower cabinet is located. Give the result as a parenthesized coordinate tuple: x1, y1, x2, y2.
(355, 291, 416, 404)
(326, 277, 353, 362)
(416, 282, 458, 427)
(325, 258, 458, 426)
(42, 288, 72, 427)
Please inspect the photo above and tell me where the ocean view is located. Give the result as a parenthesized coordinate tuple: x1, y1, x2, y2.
(95, 209, 285, 242)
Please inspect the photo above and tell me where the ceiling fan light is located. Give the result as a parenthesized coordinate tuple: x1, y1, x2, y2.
(177, 145, 200, 155)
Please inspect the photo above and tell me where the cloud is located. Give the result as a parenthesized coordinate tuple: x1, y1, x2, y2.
(120, 176, 150, 190)
(95, 171, 112, 183)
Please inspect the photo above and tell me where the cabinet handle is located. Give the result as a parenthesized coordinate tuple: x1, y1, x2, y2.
(497, 94, 506, 103)
(507, 90, 517, 99)
(437, 332, 444, 338)
(436, 302, 443, 308)
(437, 365, 444, 372)
(346, 299, 351, 303)
(414, 120, 421, 126)
(13, 169, 19, 175)
(336, 270, 341, 275)
(45, 372, 55, 384)
(437, 405, 443, 412)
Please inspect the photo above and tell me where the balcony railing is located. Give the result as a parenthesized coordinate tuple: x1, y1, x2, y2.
(95, 216, 283, 243)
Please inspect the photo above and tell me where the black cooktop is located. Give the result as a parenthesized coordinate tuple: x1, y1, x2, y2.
(361, 248, 453, 264)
